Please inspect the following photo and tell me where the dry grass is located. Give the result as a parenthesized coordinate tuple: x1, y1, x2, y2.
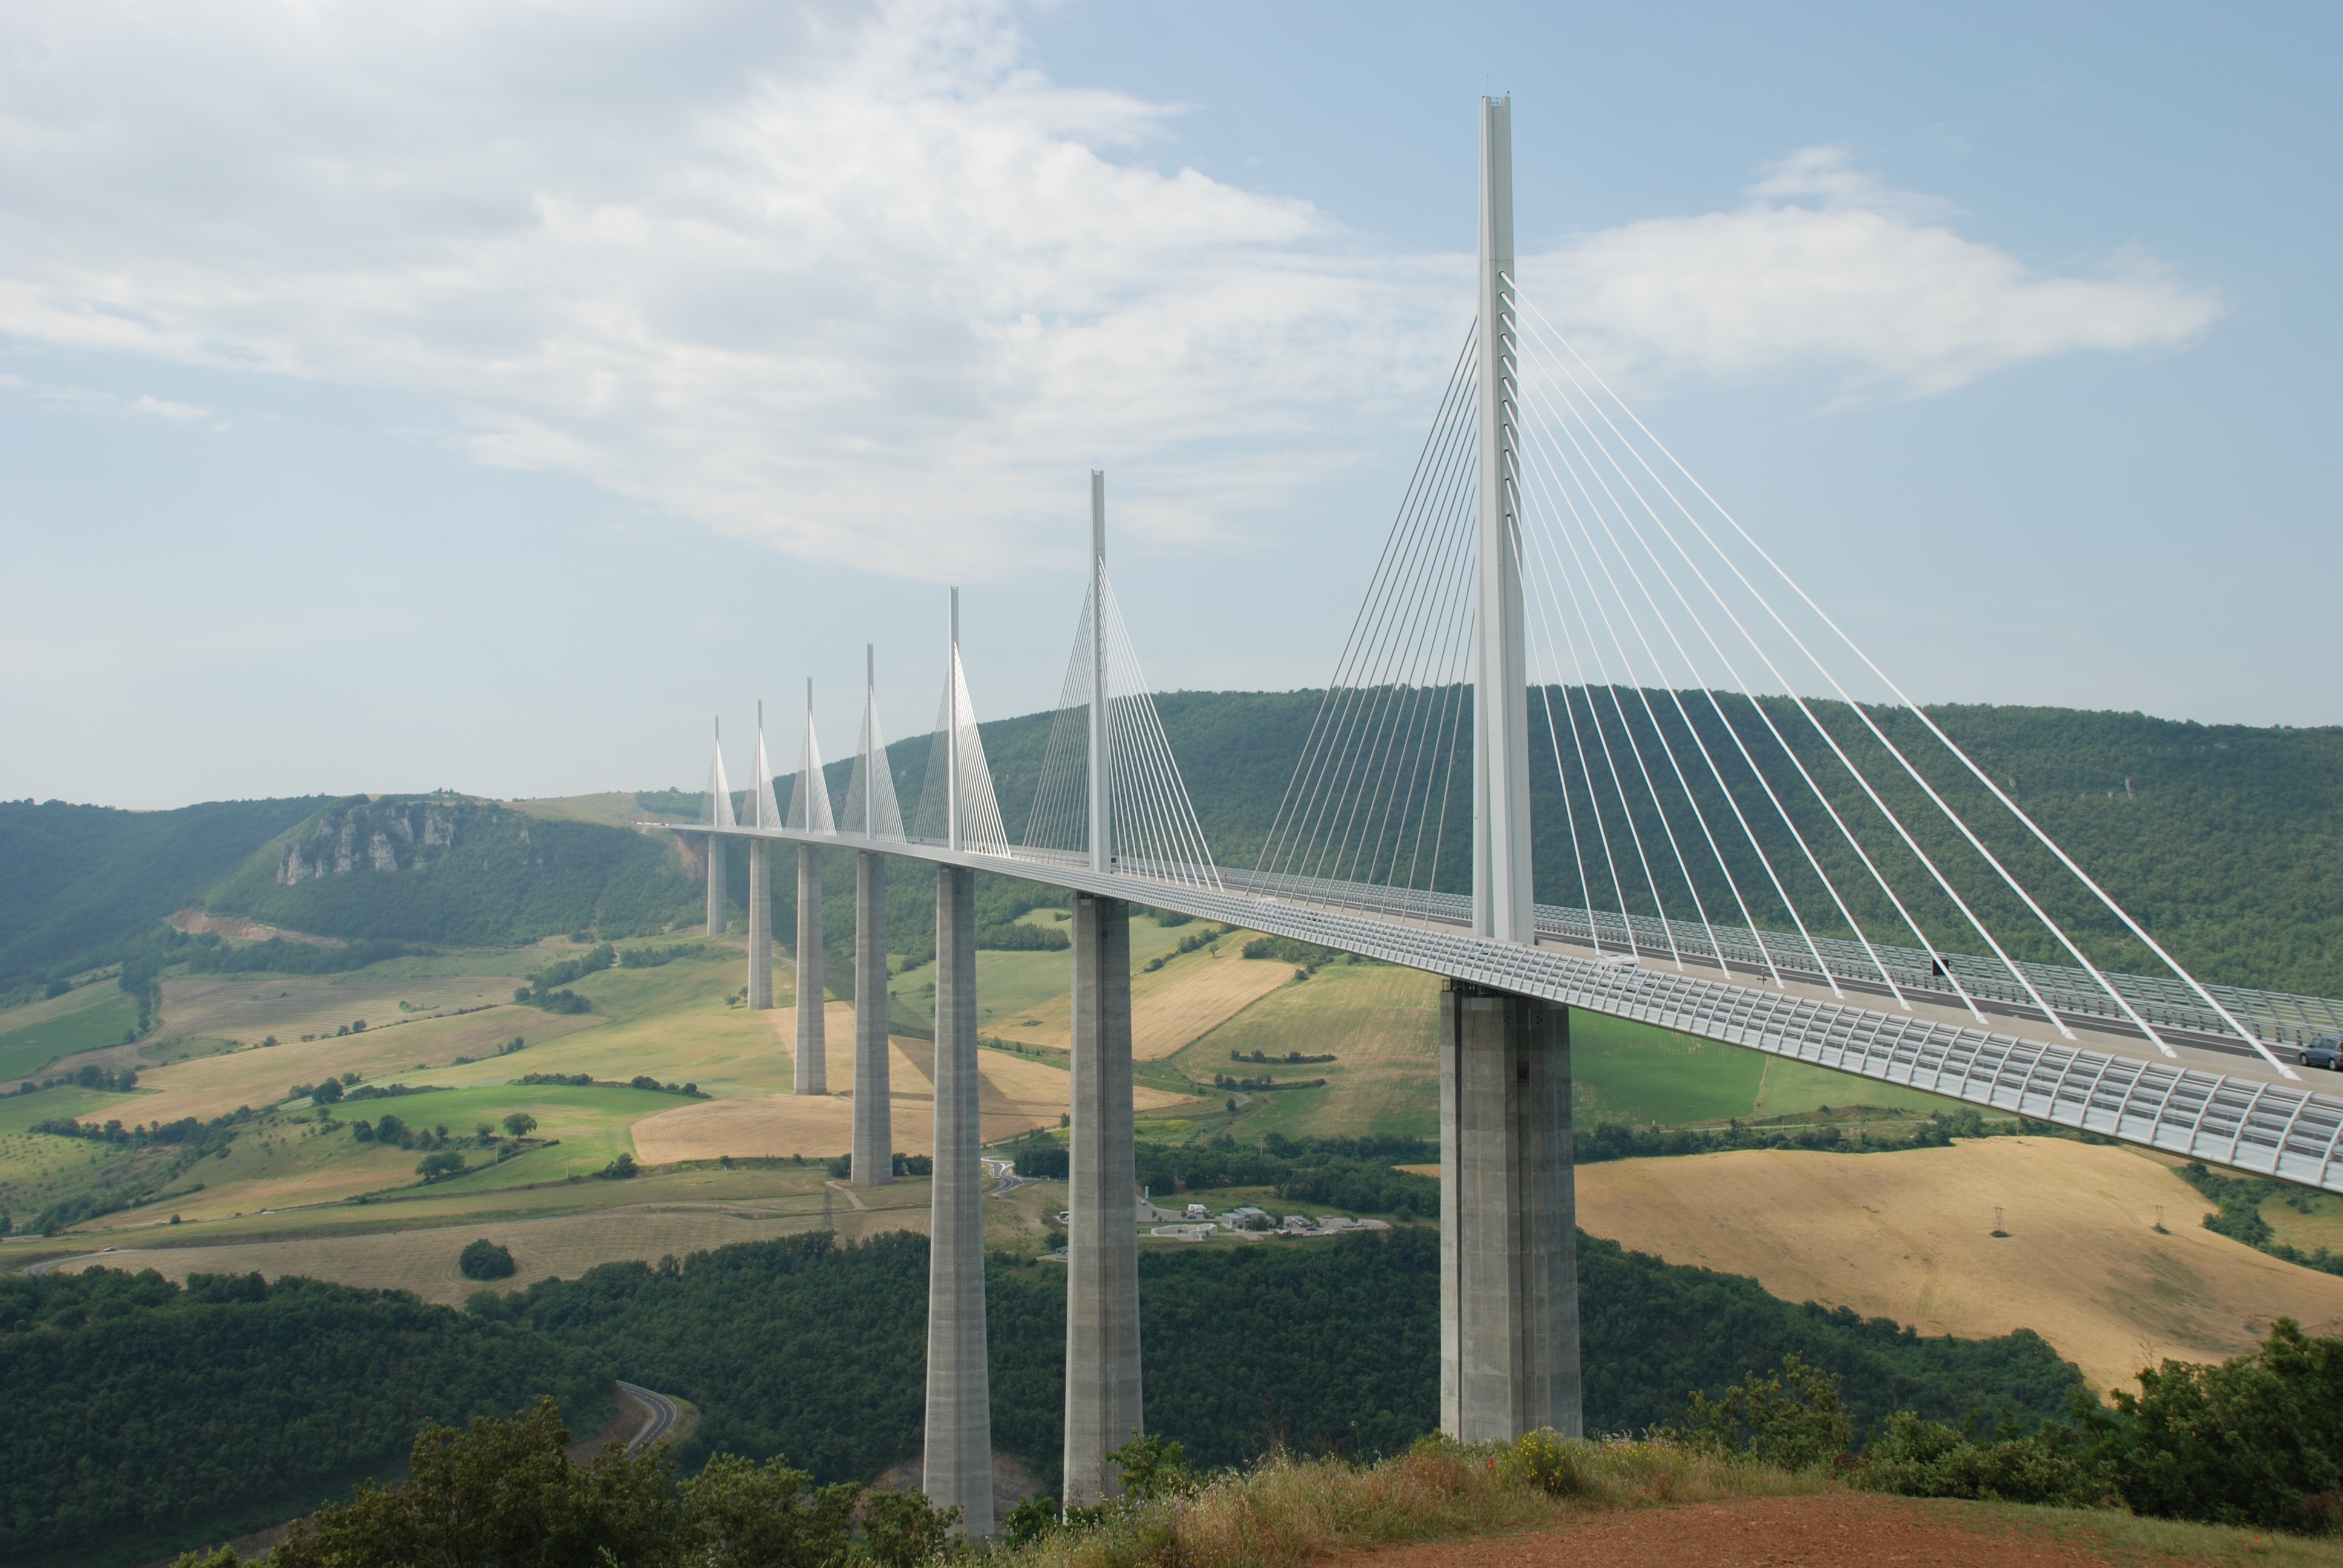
(1574, 1138, 2343, 1400)
(1009, 1442, 1823, 1568)
(631, 1009, 1190, 1161)
(1909, 1497, 2343, 1567)
(55, 1206, 836, 1305)
(991, 941, 1293, 1060)
(1127, 949, 1298, 1062)
(1165, 964, 1444, 1140)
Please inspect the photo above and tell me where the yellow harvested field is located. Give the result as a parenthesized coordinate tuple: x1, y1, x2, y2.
(159, 971, 525, 1045)
(631, 1015, 1193, 1162)
(1575, 1138, 2343, 1399)
(55, 1204, 866, 1307)
(1129, 950, 1295, 1060)
(992, 946, 1293, 1059)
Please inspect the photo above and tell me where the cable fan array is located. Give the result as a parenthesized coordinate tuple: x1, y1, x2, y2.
(910, 642, 1011, 857)
(1025, 571, 1221, 888)
(1257, 289, 2293, 1073)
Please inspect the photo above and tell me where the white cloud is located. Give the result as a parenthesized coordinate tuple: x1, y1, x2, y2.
(0, 6, 2224, 578)
(1524, 146, 2223, 398)
(128, 393, 210, 421)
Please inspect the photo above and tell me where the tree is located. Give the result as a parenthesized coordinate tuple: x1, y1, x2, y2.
(459, 1240, 517, 1281)
(1677, 1353, 1854, 1472)
(676, 1453, 860, 1568)
(267, 1399, 675, 1568)
(503, 1112, 539, 1137)
(416, 1151, 468, 1181)
(2083, 1318, 2343, 1532)
(859, 1487, 961, 1568)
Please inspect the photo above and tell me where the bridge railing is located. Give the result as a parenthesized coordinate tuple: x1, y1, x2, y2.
(1222, 864, 2342, 1050)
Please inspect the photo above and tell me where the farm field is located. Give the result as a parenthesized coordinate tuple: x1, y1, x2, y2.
(0, 984, 139, 1082)
(38, 1164, 1077, 1305)
(1165, 962, 1443, 1140)
(2261, 1185, 2343, 1253)
(630, 1011, 1182, 1161)
(1573, 1137, 2343, 1399)
(886, 911, 1201, 1042)
(1146, 962, 1970, 1144)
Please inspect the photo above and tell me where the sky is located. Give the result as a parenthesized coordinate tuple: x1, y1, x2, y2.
(1, 1, 2336, 809)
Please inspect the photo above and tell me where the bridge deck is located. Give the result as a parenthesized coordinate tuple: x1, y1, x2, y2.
(666, 824, 2343, 1198)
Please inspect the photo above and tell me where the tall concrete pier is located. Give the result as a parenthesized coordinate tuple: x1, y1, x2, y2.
(1064, 892, 1140, 1503)
(745, 841, 772, 1009)
(1439, 982, 1579, 1440)
(704, 838, 728, 936)
(796, 845, 827, 1094)
(923, 864, 992, 1534)
(851, 851, 893, 1184)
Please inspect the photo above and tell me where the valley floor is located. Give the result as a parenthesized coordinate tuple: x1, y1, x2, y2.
(13, 915, 2343, 1420)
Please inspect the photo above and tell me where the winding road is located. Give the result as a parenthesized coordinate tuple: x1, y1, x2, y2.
(615, 1381, 680, 1455)
(23, 1246, 116, 1276)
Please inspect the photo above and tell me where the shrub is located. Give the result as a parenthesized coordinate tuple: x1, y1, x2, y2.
(1501, 1428, 1585, 1496)
(1109, 1431, 1195, 1501)
(459, 1240, 517, 1281)
(1855, 1412, 2109, 1507)
(416, 1151, 468, 1182)
(1674, 1353, 1853, 1472)
(676, 1452, 860, 1568)
(2085, 1317, 2343, 1532)
(859, 1486, 963, 1568)
(977, 923, 1070, 952)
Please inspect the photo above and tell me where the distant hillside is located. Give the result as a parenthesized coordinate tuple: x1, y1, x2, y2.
(206, 795, 699, 948)
(0, 797, 321, 999)
(13, 696, 2342, 1007)
(750, 694, 2343, 1000)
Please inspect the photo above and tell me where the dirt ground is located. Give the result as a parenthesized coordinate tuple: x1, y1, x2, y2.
(1325, 1494, 2188, 1568)
(1574, 1138, 2343, 1399)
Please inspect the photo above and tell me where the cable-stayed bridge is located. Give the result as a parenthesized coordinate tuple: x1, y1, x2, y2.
(654, 99, 2343, 1529)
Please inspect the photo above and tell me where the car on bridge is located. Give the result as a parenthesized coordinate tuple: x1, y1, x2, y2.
(2300, 1036, 2343, 1071)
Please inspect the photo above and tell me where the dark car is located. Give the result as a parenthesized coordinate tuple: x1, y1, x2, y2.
(2301, 1036, 2343, 1071)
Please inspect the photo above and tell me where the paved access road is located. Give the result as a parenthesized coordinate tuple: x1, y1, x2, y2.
(615, 1382, 680, 1455)
(23, 1246, 117, 1276)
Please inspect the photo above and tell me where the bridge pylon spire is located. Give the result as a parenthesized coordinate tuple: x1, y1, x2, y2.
(1444, 96, 1582, 1449)
(1473, 93, 1532, 946)
(1089, 471, 1109, 875)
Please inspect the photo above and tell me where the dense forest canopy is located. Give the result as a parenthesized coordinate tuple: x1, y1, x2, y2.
(0, 1267, 612, 1568)
(470, 1228, 2083, 1494)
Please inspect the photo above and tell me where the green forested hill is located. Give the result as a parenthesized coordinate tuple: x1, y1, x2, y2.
(0, 1267, 612, 1568)
(471, 1227, 2082, 1492)
(15, 695, 2341, 1008)
(207, 796, 700, 947)
(0, 797, 321, 998)
(749, 694, 2343, 999)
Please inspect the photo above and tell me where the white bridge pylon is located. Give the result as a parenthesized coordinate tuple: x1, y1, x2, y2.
(655, 93, 2343, 1518)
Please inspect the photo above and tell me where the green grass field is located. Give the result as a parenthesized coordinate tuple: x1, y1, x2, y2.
(886, 912, 1192, 1039)
(1149, 962, 1979, 1145)
(0, 985, 139, 1081)
(0, 913, 1994, 1272)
